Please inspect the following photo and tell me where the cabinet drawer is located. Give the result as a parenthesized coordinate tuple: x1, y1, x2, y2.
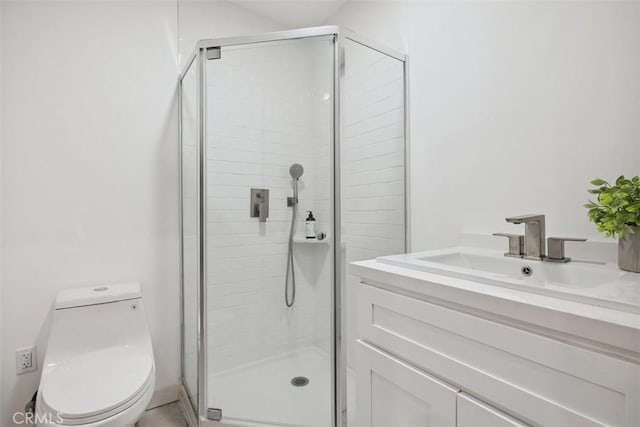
(358, 282, 640, 426)
(356, 340, 458, 427)
(458, 393, 530, 427)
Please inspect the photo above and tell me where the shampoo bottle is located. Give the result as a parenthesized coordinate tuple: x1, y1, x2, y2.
(305, 211, 316, 239)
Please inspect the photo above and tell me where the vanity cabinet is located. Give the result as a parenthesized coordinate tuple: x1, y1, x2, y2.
(355, 281, 640, 427)
(457, 393, 528, 427)
(356, 340, 458, 427)
(356, 340, 529, 427)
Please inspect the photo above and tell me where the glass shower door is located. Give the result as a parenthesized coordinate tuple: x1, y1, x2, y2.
(203, 35, 335, 426)
(341, 37, 408, 427)
(180, 56, 200, 412)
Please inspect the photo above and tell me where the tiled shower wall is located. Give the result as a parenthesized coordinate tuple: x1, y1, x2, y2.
(342, 41, 406, 369)
(205, 38, 333, 374)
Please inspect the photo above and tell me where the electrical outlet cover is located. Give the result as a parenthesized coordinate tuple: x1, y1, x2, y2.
(16, 347, 37, 374)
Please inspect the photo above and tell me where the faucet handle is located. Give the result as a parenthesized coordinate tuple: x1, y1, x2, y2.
(493, 233, 524, 258)
(546, 237, 587, 263)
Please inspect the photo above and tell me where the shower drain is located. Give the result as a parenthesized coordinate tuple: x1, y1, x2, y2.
(291, 376, 309, 387)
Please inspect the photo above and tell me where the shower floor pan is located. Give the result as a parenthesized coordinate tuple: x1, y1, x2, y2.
(207, 347, 354, 427)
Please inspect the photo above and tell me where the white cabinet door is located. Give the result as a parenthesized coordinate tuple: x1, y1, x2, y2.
(356, 340, 458, 427)
(358, 282, 636, 426)
(457, 393, 530, 427)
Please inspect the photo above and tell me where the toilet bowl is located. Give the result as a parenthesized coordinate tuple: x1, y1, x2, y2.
(36, 282, 155, 427)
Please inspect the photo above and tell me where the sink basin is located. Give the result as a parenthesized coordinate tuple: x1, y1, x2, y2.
(378, 247, 640, 313)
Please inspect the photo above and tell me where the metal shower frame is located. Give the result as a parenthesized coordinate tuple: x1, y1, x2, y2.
(178, 25, 410, 427)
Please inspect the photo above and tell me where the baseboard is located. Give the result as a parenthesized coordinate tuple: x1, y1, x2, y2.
(147, 384, 179, 410)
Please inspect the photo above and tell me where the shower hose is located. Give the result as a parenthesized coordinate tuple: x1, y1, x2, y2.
(285, 203, 297, 307)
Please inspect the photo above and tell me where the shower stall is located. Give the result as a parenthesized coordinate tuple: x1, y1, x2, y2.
(179, 26, 408, 427)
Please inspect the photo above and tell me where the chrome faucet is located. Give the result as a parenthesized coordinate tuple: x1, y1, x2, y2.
(505, 214, 546, 260)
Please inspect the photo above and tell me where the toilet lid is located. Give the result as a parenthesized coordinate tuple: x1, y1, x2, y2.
(41, 345, 153, 420)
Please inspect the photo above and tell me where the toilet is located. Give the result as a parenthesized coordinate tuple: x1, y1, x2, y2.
(36, 282, 155, 427)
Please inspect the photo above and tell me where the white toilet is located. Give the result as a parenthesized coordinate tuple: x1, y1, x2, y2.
(36, 282, 155, 427)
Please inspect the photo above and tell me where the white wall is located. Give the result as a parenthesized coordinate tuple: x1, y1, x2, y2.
(178, 0, 287, 65)
(0, 1, 180, 422)
(330, 1, 640, 256)
(327, 0, 408, 54)
(409, 1, 640, 253)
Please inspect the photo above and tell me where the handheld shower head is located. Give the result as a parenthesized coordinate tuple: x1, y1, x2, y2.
(288, 163, 304, 206)
(289, 163, 304, 180)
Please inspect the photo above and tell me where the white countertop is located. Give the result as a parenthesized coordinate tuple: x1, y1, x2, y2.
(350, 257, 640, 357)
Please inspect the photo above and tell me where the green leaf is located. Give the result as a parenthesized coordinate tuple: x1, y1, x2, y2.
(600, 193, 613, 205)
(586, 175, 640, 238)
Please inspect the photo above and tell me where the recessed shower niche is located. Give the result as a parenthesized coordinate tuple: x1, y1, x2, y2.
(180, 26, 408, 427)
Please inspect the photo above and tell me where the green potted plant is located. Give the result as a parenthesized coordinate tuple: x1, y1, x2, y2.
(585, 175, 640, 272)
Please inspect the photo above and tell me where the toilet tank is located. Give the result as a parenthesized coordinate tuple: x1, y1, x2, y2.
(44, 282, 152, 365)
(55, 282, 142, 309)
